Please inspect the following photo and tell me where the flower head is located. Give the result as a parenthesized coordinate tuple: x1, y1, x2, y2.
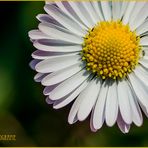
(29, 1, 148, 133)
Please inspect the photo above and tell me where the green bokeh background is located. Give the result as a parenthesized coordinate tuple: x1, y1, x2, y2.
(0, 2, 148, 146)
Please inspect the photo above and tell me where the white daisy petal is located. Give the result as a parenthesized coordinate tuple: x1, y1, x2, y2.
(139, 59, 148, 69)
(37, 14, 53, 23)
(81, 2, 99, 24)
(49, 70, 91, 100)
(126, 81, 143, 126)
(120, 2, 128, 19)
(139, 102, 148, 118)
(55, 1, 88, 30)
(55, 2, 70, 15)
(133, 66, 148, 118)
(90, 111, 97, 132)
(39, 23, 83, 44)
(46, 97, 55, 105)
(143, 56, 148, 61)
(68, 94, 82, 124)
(143, 46, 148, 50)
(68, 2, 96, 27)
(100, 1, 111, 21)
(143, 48, 148, 59)
(129, 3, 148, 30)
(134, 65, 148, 86)
(117, 80, 132, 124)
(28, 30, 50, 40)
(32, 50, 77, 60)
(29, 59, 41, 70)
(43, 84, 59, 96)
(78, 78, 102, 121)
(32, 50, 51, 60)
(35, 54, 80, 73)
(112, 1, 121, 20)
(140, 36, 148, 46)
(35, 38, 76, 46)
(122, 1, 136, 25)
(117, 112, 130, 134)
(68, 1, 94, 28)
(66, 78, 97, 123)
(44, 4, 86, 36)
(68, 77, 93, 124)
(34, 73, 48, 82)
(92, 80, 109, 130)
(136, 20, 148, 35)
(34, 40, 82, 53)
(129, 2, 146, 29)
(41, 63, 84, 86)
(53, 77, 91, 109)
(37, 14, 64, 27)
(105, 81, 118, 127)
(91, 1, 104, 21)
(128, 73, 148, 116)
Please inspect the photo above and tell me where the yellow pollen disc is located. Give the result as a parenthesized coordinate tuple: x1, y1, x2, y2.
(82, 21, 141, 80)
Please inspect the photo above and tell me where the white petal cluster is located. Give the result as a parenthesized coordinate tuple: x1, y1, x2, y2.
(29, 1, 148, 133)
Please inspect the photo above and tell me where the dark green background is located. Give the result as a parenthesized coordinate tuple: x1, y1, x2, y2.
(0, 2, 148, 146)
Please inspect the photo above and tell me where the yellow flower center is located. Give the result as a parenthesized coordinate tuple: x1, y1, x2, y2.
(82, 21, 141, 80)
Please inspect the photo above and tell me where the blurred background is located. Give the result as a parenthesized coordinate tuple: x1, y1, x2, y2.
(0, 1, 148, 147)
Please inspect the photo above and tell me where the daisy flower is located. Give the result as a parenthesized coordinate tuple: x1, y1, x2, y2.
(29, 1, 148, 133)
